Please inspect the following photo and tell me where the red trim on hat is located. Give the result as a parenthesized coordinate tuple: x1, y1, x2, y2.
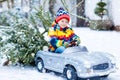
(55, 14, 70, 23)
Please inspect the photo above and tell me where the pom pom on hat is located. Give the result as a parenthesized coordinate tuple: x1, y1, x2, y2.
(55, 7, 70, 23)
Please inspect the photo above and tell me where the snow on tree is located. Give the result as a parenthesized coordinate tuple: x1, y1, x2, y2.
(0, 6, 52, 65)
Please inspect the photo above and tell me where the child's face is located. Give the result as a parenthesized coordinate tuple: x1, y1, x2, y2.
(58, 18, 69, 28)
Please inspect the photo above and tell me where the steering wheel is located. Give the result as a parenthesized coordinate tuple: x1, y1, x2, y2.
(69, 40, 78, 47)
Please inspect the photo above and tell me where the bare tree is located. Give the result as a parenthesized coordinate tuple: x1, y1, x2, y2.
(11, 0, 14, 8)
(49, 0, 56, 17)
(7, 0, 10, 9)
(21, 0, 23, 7)
(0, 2, 2, 8)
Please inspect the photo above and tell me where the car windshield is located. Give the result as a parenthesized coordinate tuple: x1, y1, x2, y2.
(63, 46, 88, 53)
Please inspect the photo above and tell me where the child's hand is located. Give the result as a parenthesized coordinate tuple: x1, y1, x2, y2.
(76, 38, 80, 45)
(63, 42, 69, 48)
(72, 36, 80, 45)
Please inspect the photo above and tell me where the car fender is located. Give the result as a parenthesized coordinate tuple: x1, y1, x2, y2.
(63, 58, 83, 74)
(35, 51, 45, 64)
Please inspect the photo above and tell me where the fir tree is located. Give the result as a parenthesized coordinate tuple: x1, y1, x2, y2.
(95, 0, 107, 20)
(0, 6, 52, 65)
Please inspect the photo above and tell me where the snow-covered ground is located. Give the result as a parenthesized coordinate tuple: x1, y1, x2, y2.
(0, 28, 120, 80)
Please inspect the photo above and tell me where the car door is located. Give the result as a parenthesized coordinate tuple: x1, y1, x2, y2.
(45, 53, 65, 72)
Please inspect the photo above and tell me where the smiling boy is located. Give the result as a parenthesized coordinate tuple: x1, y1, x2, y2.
(48, 7, 80, 53)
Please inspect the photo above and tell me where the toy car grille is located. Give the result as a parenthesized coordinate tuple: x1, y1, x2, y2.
(93, 63, 109, 70)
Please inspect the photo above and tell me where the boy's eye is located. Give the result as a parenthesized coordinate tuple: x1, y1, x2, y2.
(60, 19, 68, 23)
(65, 21, 68, 23)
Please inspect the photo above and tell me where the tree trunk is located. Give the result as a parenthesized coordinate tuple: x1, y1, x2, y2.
(11, 0, 14, 8)
(0, 3, 2, 8)
(7, 0, 10, 9)
(21, 0, 23, 7)
(76, 0, 86, 27)
(49, 0, 56, 17)
(29, 0, 32, 11)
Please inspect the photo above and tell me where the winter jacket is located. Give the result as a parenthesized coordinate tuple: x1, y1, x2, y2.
(48, 24, 80, 52)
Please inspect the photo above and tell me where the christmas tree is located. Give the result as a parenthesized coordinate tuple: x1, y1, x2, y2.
(0, 6, 52, 65)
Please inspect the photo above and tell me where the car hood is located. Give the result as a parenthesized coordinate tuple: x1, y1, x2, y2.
(64, 51, 110, 65)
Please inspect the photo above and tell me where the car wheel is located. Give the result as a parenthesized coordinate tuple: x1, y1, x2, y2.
(64, 66, 78, 80)
(36, 59, 46, 73)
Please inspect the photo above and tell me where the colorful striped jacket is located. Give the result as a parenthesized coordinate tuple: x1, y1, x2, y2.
(48, 24, 80, 52)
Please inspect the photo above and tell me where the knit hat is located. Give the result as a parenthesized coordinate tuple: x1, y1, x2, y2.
(55, 7, 70, 23)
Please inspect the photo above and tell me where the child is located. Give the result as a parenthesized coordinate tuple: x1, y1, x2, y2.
(48, 7, 80, 53)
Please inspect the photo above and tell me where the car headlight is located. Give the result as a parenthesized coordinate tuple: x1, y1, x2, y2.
(103, 52, 116, 65)
(83, 61, 93, 73)
(108, 55, 116, 65)
(111, 59, 116, 65)
(84, 61, 91, 68)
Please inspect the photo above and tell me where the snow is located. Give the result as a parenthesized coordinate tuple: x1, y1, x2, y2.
(0, 66, 64, 80)
(0, 27, 120, 80)
(110, 0, 120, 25)
(85, 0, 100, 20)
